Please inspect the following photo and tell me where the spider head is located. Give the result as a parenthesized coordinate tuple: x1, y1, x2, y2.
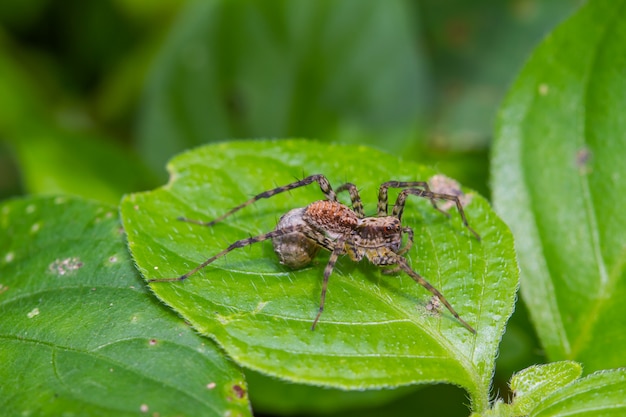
(354, 216, 403, 251)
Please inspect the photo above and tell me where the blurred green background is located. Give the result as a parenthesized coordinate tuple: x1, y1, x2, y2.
(0, 0, 581, 415)
(0, 0, 581, 202)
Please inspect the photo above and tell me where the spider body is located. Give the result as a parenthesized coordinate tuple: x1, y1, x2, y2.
(275, 201, 403, 267)
(273, 207, 320, 268)
(153, 174, 480, 333)
(349, 216, 404, 263)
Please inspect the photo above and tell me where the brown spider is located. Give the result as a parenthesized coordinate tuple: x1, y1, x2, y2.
(151, 174, 480, 333)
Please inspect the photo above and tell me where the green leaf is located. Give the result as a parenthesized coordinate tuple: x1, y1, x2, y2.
(137, 0, 429, 173)
(475, 363, 626, 417)
(492, 0, 626, 370)
(509, 361, 582, 416)
(120, 139, 518, 411)
(530, 369, 626, 417)
(0, 196, 251, 417)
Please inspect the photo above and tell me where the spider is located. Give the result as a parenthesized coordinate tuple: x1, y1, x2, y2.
(150, 174, 480, 333)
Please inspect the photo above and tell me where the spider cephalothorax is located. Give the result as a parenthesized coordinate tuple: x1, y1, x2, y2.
(151, 174, 480, 333)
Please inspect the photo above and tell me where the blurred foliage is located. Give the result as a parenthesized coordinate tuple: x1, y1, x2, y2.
(0, 1, 588, 416)
(0, 0, 580, 200)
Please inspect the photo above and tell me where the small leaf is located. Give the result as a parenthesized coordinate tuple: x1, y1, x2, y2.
(531, 369, 626, 417)
(510, 361, 582, 415)
(492, 0, 626, 370)
(121, 139, 518, 411)
(0, 196, 251, 417)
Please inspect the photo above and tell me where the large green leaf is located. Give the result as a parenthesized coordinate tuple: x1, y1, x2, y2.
(0, 196, 251, 417)
(492, 0, 626, 370)
(137, 0, 429, 173)
(121, 140, 517, 411)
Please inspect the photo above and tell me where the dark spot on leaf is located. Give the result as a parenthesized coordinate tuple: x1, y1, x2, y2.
(576, 147, 592, 174)
(232, 384, 246, 399)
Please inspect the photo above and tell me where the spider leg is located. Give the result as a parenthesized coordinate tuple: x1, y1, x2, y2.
(301, 229, 336, 253)
(394, 256, 476, 334)
(311, 236, 346, 330)
(149, 225, 306, 282)
(381, 266, 401, 275)
(393, 188, 480, 240)
(179, 174, 338, 227)
(378, 181, 442, 217)
(397, 226, 414, 256)
(384, 227, 414, 275)
(335, 182, 364, 218)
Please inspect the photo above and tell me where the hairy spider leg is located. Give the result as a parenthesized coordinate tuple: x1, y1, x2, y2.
(382, 226, 416, 276)
(149, 225, 306, 282)
(178, 174, 337, 227)
(398, 226, 414, 256)
(311, 236, 347, 330)
(393, 188, 480, 240)
(377, 181, 440, 217)
(335, 182, 365, 218)
(394, 256, 476, 334)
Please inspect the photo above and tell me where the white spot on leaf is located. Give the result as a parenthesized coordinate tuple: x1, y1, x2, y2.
(27, 307, 40, 318)
(49, 257, 84, 276)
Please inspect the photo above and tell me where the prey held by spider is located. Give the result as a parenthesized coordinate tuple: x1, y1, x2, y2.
(150, 174, 480, 333)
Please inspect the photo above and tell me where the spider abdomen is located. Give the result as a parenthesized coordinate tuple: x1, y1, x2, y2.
(303, 200, 359, 237)
(273, 207, 320, 269)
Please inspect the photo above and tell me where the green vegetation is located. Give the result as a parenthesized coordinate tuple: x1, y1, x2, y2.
(2, 1, 625, 416)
